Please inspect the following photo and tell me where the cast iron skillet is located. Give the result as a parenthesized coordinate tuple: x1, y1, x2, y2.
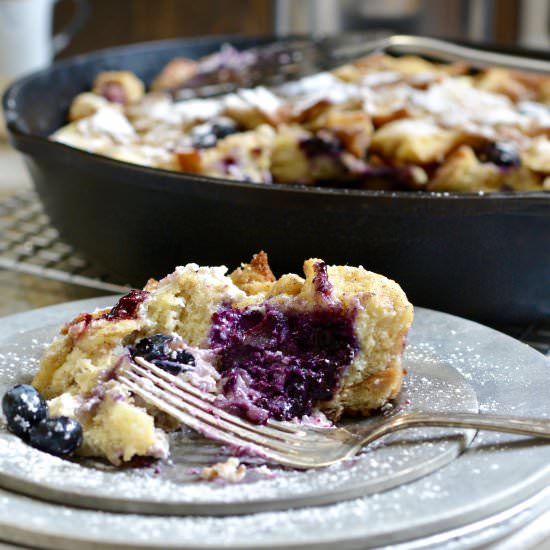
(3, 35, 550, 323)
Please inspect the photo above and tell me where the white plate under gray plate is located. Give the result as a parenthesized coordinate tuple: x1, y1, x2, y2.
(0, 299, 548, 549)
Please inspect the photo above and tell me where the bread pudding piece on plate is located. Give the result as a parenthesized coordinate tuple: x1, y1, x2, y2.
(32, 253, 413, 466)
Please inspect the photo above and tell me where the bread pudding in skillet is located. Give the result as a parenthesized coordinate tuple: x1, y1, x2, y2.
(51, 46, 550, 193)
(5, 253, 413, 465)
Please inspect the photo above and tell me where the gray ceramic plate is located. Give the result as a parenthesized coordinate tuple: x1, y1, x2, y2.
(0, 299, 548, 549)
(0, 295, 477, 515)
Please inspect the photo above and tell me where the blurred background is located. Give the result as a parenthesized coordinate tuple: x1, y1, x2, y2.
(1, 0, 548, 108)
(54, 0, 549, 60)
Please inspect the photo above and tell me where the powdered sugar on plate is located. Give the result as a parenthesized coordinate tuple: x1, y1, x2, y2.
(0, 307, 479, 515)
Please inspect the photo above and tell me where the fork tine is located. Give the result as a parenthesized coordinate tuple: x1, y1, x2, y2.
(132, 358, 216, 403)
(119, 375, 273, 457)
(129, 361, 300, 442)
(171, 38, 323, 99)
(127, 371, 296, 449)
(134, 358, 305, 433)
(132, 358, 331, 440)
(118, 374, 334, 468)
(120, 369, 318, 456)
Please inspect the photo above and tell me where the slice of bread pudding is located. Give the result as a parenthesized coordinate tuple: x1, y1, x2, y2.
(32, 253, 413, 465)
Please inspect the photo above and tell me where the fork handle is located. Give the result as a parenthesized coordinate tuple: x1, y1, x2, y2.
(362, 411, 550, 445)
(333, 35, 550, 74)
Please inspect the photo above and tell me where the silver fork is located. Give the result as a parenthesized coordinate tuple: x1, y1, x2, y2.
(173, 34, 550, 100)
(117, 358, 550, 469)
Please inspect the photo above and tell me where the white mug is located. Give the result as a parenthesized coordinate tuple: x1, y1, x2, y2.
(0, 0, 89, 135)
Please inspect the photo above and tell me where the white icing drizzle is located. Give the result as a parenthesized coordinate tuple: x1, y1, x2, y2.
(360, 70, 402, 87)
(172, 98, 224, 123)
(517, 100, 550, 128)
(376, 118, 445, 137)
(411, 79, 524, 126)
(276, 72, 344, 97)
(226, 86, 285, 119)
(75, 107, 136, 144)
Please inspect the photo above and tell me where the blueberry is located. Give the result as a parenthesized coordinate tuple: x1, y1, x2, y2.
(28, 416, 82, 457)
(2, 384, 48, 439)
(133, 334, 172, 360)
(131, 334, 195, 375)
(210, 118, 239, 139)
(479, 142, 521, 169)
(153, 354, 195, 376)
(191, 117, 239, 149)
(299, 134, 343, 159)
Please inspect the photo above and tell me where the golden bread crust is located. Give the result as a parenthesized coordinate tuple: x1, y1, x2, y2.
(318, 264, 413, 418)
(92, 71, 145, 104)
(150, 58, 198, 91)
(230, 251, 276, 295)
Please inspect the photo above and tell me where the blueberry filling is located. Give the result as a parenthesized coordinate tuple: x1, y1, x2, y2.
(103, 290, 149, 321)
(2, 384, 48, 439)
(209, 302, 358, 422)
(131, 334, 195, 375)
(478, 142, 521, 169)
(312, 260, 334, 301)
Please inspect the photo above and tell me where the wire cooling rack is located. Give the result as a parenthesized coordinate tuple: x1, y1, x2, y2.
(0, 191, 548, 357)
(0, 191, 130, 294)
